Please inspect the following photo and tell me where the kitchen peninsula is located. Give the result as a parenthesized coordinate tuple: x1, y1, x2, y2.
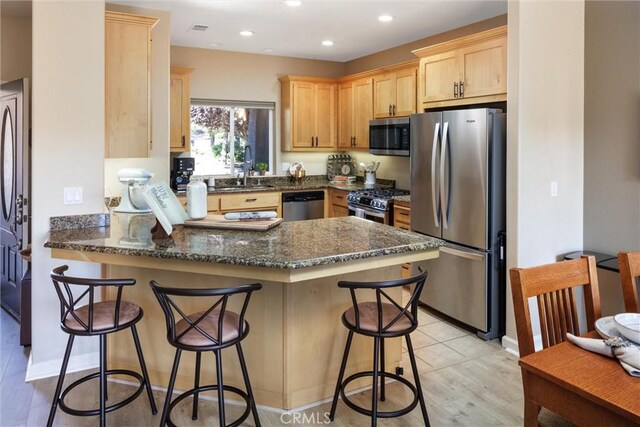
(45, 213, 443, 410)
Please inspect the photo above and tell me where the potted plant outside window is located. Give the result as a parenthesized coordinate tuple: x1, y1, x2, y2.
(256, 162, 268, 175)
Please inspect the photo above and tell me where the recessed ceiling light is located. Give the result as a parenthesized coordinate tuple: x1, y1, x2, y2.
(322, 40, 334, 47)
(239, 30, 254, 37)
(265, 48, 274, 53)
(378, 15, 394, 22)
(210, 42, 221, 47)
(284, 0, 302, 6)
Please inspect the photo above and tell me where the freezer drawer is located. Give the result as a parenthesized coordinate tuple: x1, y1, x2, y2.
(417, 244, 489, 332)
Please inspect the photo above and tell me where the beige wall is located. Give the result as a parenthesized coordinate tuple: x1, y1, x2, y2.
(30, 0, 105, 378)
(1, 15, 31, 82)
(584, 1, 640, 254)
(504, 0, 585, 353)
(170, 46, 346, 176)
(104, 3, 170, 197)
(344, 14, 507, 75)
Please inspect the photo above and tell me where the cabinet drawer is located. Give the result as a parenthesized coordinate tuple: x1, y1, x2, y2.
(394, 206, 411, 228)
(207, 195, 220, 212)
(330, 190, 349, 208)
(220, 192, 280, 211)
(332, 204, 349, 218)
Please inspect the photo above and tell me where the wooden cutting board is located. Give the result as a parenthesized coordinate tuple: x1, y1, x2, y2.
(184, 215, 283, 231)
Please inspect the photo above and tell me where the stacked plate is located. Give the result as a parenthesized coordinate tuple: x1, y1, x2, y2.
(595, 313, 640, 344)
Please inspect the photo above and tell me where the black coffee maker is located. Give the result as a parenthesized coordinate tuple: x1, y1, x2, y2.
(170, 157, 195, 192)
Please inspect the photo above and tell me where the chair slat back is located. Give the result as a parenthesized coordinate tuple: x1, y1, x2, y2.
(339, 269, 428, 334)
(618, 251, 640, 313)
(510, 256, 601, 357)
(149, 281, 262, 348)
(51, 265, 134, 334)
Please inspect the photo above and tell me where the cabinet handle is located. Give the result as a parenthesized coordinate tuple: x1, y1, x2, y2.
(315, 136, 318, 147)
(392, 105, 396, 116)
(353, 136, 356, 146)
(388, 105, 392, 116)
(459, 81, 464, 98)
(454, 82, 458, 98)
(336, 195, 343, 199)
(311, 136, 314, 146)
(181, 135, 185, 147)
(245, 198, 257, 202)
(398, 211, 409, 216)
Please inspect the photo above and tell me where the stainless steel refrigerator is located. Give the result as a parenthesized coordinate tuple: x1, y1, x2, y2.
(410, 108, 506, 340)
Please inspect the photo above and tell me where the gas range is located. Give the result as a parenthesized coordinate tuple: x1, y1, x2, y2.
(347, 188, 409, 225)
(347, 188, 409, 211)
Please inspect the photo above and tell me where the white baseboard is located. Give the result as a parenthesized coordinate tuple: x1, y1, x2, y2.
(501, 335, 520, 357)
(25, 351, 99, 382)
(501, 333, 543, 358)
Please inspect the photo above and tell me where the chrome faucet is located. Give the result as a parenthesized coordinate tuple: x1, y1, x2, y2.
(243, 145, 253, 186)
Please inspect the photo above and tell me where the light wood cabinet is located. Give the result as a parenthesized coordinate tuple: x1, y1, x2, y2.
(373, 67, 417, 118)
(338, 78, 373, 150)
(177, 194, 221, 214)
(393, 204, 411, 277)
(413, 26, 507, 109)
(329, 189, 349, 217)
(105, 11, 157, 158)
(170, 67, 193, 153)
(220, 192, 281, 217)
(280, 76, 337, 151)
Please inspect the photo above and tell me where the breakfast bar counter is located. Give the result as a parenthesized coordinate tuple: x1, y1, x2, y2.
(46, 214, 443, 410)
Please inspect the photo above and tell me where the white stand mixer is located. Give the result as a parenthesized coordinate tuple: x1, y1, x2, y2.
(114, 168, 153, 213)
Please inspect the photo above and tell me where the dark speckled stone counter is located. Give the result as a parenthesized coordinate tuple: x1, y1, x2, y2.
(45, 213, 443, 270)
(48, 212, 442, 409)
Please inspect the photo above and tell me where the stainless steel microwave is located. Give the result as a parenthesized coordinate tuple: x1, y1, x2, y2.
(369, 117, 410, 156)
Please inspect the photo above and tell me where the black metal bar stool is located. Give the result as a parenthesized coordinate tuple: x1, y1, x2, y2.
(48, 265, 157, 427)
(329, 269, 430, 427)
(150, 281, 262, 427)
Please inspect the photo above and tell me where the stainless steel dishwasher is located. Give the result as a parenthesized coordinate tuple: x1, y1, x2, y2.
(282, 191, 325, 221)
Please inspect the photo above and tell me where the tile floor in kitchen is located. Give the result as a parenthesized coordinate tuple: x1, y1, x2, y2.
(1, 297, 528, 426)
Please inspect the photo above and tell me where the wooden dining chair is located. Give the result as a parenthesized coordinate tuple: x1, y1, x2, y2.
(510, 255, 602, 427)
(617, 251, 640, 313)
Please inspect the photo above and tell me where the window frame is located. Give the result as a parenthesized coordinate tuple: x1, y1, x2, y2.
(190, 99, 275, 178)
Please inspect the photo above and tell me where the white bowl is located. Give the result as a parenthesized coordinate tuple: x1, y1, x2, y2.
(613, 313, 640, 344)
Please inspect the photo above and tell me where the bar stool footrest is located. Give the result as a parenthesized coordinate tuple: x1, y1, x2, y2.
(339, 371, 419, 418)
(166, 384, 251, 427)
(58, 369, 145, 417)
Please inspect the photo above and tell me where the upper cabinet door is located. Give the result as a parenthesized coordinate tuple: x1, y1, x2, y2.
(373, 74, 395, 118)
(420, 50, 459, 103)
(291, 81, 315, 148)
(353, 78, 373, 149)
(105, 12, 157, 158)
(337, 82, 353, 149)
(459, 37, 507, 100)
(393, 68, 417, 117)
(170, 68, 193, 152)
(315, 83, 336, 148)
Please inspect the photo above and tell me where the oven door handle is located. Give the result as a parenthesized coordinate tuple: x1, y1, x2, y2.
(348, 205, 387, 219)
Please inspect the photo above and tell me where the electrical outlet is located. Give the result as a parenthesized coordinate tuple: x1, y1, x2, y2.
(550, 181, 558, 197)
(63, 187, 83, 205)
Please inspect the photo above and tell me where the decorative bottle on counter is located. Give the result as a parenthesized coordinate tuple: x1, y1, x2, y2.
(187, 176, 207, 220)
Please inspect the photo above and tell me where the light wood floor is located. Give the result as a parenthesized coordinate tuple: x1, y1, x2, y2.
(1, 305, 529, 426)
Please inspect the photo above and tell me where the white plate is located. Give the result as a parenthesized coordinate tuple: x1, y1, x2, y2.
(595, 316, 619, 339)
(613, 313, 640, 344)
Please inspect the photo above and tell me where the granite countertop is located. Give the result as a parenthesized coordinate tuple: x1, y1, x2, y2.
(46, 213, 443, 269)
(392, 195, 411, 207)
(176, 175, 395, 196)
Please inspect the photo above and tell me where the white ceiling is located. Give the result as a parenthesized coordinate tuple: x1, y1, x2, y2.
(111, 0, 507, 62)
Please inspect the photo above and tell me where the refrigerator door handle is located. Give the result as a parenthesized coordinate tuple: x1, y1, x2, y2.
(440, 121, 449, 229)
(440, 246, 484, 262)
(431, 122, 441, 228)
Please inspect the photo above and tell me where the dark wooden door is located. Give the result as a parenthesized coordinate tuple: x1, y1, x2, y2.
(1, 79, 28, 323)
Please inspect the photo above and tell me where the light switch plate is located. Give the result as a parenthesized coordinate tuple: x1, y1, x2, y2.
(63, 187, 83, 205)
(550, 181, 558, 197)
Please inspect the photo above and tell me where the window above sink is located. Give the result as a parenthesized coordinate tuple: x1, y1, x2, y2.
(190, 99, 274, 177)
